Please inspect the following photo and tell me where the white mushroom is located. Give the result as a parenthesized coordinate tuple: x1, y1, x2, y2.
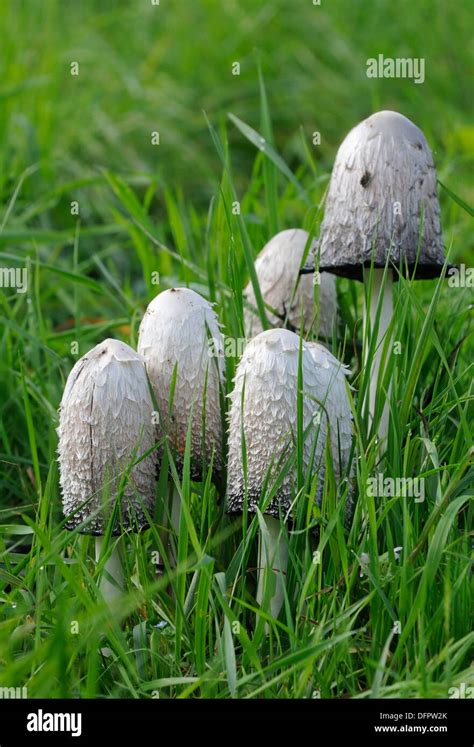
(58, 339, 156, 602)
(226, 329, 352, 622)
(138, 287, 225, 566)
(244, 229, 337, 339)
(304, 110, 446, 441)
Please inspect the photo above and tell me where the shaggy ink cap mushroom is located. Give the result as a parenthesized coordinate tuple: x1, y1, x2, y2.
(244, 229, 337, 337)
(226, 328, 352, 521)
(310, 110, 447, 281)
(58, 339, 156, 536)
(137, 288, 225, 480)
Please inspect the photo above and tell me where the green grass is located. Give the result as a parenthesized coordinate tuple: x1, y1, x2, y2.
(0, 0, 473, 699)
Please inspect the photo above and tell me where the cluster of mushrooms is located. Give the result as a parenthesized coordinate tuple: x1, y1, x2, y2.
(58, 110, 448, 620)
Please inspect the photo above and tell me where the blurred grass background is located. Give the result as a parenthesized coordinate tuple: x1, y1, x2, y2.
(1, 0, 472, 244)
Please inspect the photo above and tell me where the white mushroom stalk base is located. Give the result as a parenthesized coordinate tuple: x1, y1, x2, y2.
(95, 536, 124, 603)
(364, 269, 393, 442)
(256, 515, 288, 626)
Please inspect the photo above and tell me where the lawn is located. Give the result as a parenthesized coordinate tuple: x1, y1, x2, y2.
(0, 0, 472, 699)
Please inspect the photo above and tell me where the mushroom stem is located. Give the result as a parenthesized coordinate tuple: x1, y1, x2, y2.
(364, 269, 393, 441)
(256, 515, 288, 624)
(95, 537, 124, 603)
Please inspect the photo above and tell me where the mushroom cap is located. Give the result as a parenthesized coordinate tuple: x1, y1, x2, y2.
(226, 329, 352, 520)
(244, 229, 337, 338)
(137, 288, 225, 479)
(316, 110, 445, 280)
(58, 339, 156, 535)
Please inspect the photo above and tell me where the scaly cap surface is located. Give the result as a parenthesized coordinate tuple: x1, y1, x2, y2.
(58, 339, 156, 535)
(138, 288, 225, 479)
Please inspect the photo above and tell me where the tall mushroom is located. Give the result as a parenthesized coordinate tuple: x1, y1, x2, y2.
(58, 339, 156, 602)
(303, 110, 447, 440)
(226, 329, 352, 622)
(244, 228, 337, 340)
(137, 288, 225, 567)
